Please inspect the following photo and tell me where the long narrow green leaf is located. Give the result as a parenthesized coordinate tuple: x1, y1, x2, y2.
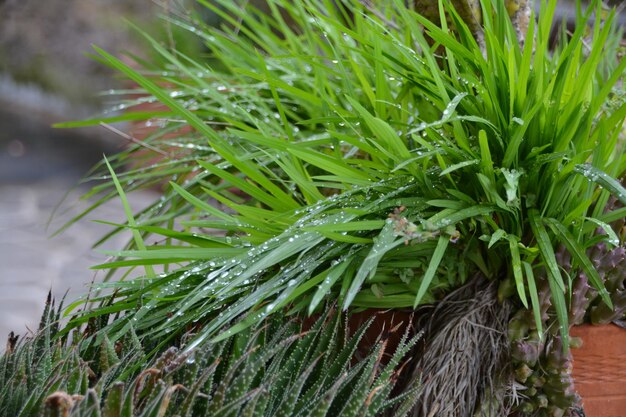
(439, 159, 480, 177)
(287, 148, 372, 181)
(343, 222, 402, 309)
(522, 261, 543, 338)
(53, 111, 173, 128)
(303, 220, 385, 233)
(104, 157, 155, 278)
(196, 160, 287, 211)
(574, 164, 626, 205)
(347, 98, 413, 162)
(528, 210, 565, 292)
(309, 258, 352, 315)
(170, 182, 236, 222)
(414, 234, 449, 307)
(528, 209, 569, 351)
(102, 247, 246, 260)
(508, 235, 528, 308)
(425, 205, 494, 230)
(583, 217, 620, 247)
(545, 218, 612, 308)
(92, 46, 225, 146)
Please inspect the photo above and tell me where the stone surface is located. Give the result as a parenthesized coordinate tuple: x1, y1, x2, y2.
(0, 180, 158, 349)
(0, 104, 159, 351)
(0, 0, 170, 351)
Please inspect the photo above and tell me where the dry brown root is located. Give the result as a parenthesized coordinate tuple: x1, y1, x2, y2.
(405, 276, 514, 417)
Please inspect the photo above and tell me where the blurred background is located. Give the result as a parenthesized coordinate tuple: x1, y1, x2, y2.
(0, 0, 168, 342)
(0, 0, 624, 345)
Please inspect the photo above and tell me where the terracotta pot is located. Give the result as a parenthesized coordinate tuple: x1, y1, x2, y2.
(301, 309, 416, 364)
(346, 309, 416, 360)
(570, 324, 626, 417)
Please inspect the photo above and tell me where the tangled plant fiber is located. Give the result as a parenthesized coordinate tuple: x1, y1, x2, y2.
(409, 277, 513, 417)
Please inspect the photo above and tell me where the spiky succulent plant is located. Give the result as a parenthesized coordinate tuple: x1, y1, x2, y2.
(1, 295, 420, 417)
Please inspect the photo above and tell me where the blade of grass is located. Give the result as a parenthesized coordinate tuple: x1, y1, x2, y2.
(574, 164, 626, 206)
(413, 234, 449, 308)
(529, 209, 568, 352)
(545, 218, 612, 308)
(343, 222, 402, 309)
(508, 235, 528, 308)
(104, 157, 155, 278)
(522, 261, 543, 338)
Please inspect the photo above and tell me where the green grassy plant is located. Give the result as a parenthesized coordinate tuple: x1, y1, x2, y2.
(54, 0, 626, 359)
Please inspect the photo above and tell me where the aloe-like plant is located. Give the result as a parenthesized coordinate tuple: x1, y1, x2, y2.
(1, 294, 420, 417)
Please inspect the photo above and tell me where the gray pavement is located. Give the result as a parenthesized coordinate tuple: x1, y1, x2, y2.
(0, 104, 159, 351)
(0, 180, 158, 348)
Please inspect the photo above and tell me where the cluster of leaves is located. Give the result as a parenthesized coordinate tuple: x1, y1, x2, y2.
(507, 205, 626, 415)
(500, 14, 626, 414)
(1, 294, 419, 417)
(56, 0, 626, 356)
(37, 0, 626, 415)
